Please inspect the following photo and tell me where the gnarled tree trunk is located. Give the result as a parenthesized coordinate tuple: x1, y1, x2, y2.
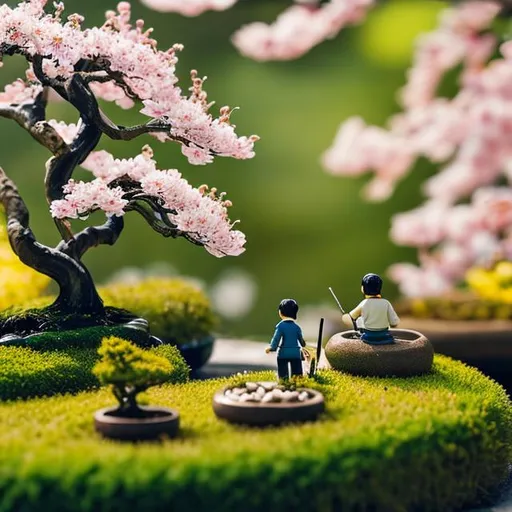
(0, 167, 108, 316)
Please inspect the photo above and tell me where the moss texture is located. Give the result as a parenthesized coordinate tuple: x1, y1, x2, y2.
(99, 278, 218, 344)
(0, 344, 189, 401)
(0, 355, 510, 511)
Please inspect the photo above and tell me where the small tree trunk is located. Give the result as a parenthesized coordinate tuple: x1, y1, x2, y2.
(0, 167, 106, 316)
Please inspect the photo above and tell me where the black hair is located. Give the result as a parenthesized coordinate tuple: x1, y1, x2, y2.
(362, 273, 383, 296)
(279, 298, 299, 319)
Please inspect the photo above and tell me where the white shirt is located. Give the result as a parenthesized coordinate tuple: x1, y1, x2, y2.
(350, 298, 400, 331)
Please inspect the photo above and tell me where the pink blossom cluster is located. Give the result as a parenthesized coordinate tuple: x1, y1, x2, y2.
(141, 0, 374, 61)
(140, 0, 238, 16)
(47, 119, 80, 144)
(322, 1, 512, 296)
(0, 79, 42, 107)
(50, 147, 246, 257)
(232, 0, 375, 61)
(0, 1, 257, 164)
(388, 189, 512, 296)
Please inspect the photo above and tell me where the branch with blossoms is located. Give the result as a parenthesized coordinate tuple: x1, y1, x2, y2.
(148, 0, 512, 298)
(322, 0, 512, 297)
(0, 0, 257, 326)
(141, 0, 376, 61)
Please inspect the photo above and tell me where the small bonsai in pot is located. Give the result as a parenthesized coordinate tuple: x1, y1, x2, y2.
(93, 336, 179, 441)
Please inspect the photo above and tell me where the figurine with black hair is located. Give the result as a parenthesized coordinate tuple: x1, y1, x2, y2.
(265, 299, 306, 379)
(341, 273, 400, 345)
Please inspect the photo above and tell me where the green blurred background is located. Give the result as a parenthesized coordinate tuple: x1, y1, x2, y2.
(1, 0, 449, 337)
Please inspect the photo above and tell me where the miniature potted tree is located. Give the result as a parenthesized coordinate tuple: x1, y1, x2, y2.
(0, 0, 257, 347)
(93, 336, 179, 440)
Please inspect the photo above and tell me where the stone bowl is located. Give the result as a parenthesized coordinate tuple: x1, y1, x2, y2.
(325, 329, 434, 377)
(212, 381, 325, 427)
(94, 405, 180, 441)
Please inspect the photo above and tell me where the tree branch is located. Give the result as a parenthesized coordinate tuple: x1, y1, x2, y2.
(57, 215, 124, 260)
(0, 90, 69, 156)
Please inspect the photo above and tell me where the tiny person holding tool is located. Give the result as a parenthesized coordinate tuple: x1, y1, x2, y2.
(265, 299, 306, 379)
(341, 273, 400, 345)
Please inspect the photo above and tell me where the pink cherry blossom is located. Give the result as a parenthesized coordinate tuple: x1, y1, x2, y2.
(140, 0, 238, 16)
(232, 0, 375, 61)
(52, 147, 246, 257)
(47, 119, 80, 144)
(0, 1, 258, 164)
(0, 79, 42, 106)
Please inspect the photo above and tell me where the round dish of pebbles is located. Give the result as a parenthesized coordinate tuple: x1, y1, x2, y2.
(212, 381, 325, 426)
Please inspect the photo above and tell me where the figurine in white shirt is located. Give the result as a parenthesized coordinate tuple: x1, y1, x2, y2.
(342, 273, 400, 345)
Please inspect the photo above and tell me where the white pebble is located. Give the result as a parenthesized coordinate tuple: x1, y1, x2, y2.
(261, 393, 274, 403)
(246, 382, 258, 392)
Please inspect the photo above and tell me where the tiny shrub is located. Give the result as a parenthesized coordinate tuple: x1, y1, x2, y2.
(0, 356, 510, 511)
(99, 278, 218, 344)
(94, 337, 175, 412)
(0, 343, 188, 401)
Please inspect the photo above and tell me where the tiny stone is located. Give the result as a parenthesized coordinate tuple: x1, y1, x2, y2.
(246, 382, 258, 392)
(298, 391, 309, 402)
(272, 389, 284, 400)
(239, 393, 252, 402)
(251, 394, 262, 402)
(285, 391, 300, 402)
(228, 394, 240, 402)
(232, 387, 245, 396)
(261, 382, 277, 391)
(256, 386, 266, 396)
(261, 393, 274, 403)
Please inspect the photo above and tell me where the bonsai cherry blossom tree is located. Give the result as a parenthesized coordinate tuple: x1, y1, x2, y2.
(0, 0, 257, 337)
(144, 0, 512, 299)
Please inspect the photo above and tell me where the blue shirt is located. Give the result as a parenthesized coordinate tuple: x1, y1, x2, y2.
(269, 319, 305, 359)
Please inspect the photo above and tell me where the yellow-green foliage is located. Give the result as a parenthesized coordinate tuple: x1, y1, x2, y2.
(99, 278, 218, 344)
(0, 356, 510, 512)
(93, 337, 174, 394)
(0, 221, 50, 311)
(399, 262, 512, 321)
(0, 343, 189, 401)
(467, 261, 512, 304)
(398, 294, 512, 321)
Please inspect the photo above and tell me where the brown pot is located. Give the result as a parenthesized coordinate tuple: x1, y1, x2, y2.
(212, 387, 325, 427)
(399, 317, 512, 383)
(325, 329, 434, 377)
(94, 405, 179, 441)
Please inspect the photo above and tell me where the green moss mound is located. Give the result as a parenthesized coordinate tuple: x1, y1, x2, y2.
(99, 278, 218, 344)
(0, 355, 510, 511)
(0, 344, 189, 401)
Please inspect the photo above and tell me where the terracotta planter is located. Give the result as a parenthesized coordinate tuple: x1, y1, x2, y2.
(213, 385, 325, 426)
(325, 329, 434, 377)
(94, 405, 179, 441)
(400, 317, 512, 386)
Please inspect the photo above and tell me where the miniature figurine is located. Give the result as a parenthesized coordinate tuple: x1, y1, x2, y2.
(341, 273, 400, 344)
(265, 299, 306, 379)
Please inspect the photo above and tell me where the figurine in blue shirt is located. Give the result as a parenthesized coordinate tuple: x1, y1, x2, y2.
(265, 298, 306, 379)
